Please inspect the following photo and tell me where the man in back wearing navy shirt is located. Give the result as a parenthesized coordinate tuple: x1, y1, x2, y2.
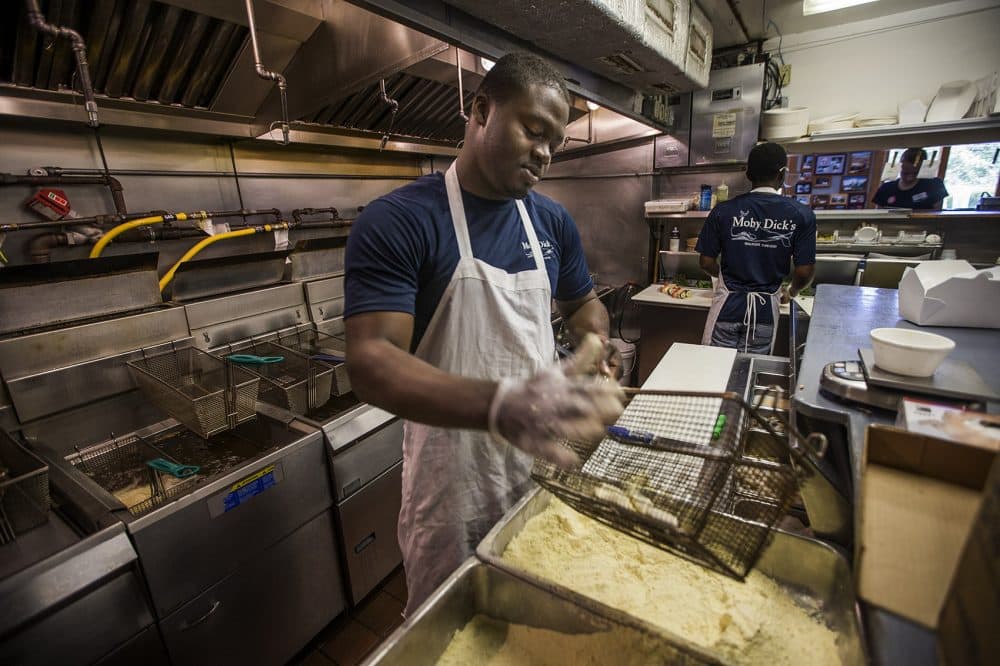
(696, 142, 816, 354)
(344, 53, 625, 614)
(872, 147, 948, 209)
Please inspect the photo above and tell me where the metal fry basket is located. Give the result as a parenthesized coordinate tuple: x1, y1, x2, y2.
(531, 389, 824, 580)
(128, 346, 260, 439)
(225, 340, 334, 414)
(0, 431, 50, 544)
(69, 435, 199, 517)
(272, 328, 351, 396)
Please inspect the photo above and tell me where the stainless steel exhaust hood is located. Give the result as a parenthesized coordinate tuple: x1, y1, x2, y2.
(0, 0, 681, 151)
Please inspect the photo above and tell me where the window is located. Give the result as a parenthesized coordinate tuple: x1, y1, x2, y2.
(943, 142, 1000, 209)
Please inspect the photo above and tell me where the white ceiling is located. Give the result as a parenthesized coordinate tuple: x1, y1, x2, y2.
(705, 0, 952, 48)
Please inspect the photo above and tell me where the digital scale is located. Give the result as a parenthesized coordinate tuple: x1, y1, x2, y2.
(820, 351, 999, 412)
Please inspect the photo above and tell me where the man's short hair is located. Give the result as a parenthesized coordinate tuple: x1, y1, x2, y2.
(901, 147, 927, 166)
(746, 142, 788, 183)
(476, 52, 571, 107)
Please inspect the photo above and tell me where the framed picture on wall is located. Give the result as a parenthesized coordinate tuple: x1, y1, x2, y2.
(841, 175, 868, 192)
(814, 175, 832, 188)
(830, 193, 848, 206)
(848, 151, 872, 174)
(848, 193, 867, 208)
(815, 154, 846, 175)
(796, 195, 811, 205)
(812, 194, 830, 208)
(795, 181, 813, 194)
(801, 155, 815, 171)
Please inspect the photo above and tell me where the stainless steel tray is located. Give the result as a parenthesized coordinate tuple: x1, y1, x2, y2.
(476, 488, 867, 666)
(362, 559, 719, 665)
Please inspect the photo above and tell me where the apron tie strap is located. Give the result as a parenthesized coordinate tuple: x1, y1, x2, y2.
(743, 292, 768, 353)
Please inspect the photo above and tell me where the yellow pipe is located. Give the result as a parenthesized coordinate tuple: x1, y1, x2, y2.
(90, 211, 206, 258)
(158, 224, 282, 293)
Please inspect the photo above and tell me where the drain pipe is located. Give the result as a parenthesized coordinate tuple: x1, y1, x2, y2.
(25, 0, 99, 128)
(245, 0, 289, 145)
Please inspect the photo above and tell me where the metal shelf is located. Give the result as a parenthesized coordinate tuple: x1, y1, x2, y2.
(779, 116, 1000, 153)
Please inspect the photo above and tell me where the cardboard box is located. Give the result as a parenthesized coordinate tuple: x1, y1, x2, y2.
(937, 458, 1000, 666)
(857, 425, 996, 629)
(898, 260, 1000, 328)
(897, 397, 1000, 450)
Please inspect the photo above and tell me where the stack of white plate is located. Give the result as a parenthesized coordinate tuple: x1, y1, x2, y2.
(760, 107, 809, 141)
(854, 114, 898, 128)
(808, 113, 858, 134)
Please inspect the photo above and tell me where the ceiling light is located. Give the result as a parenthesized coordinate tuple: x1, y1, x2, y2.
(480, 57, 495, 72)
(803, 0, 878, 16)
(586, 100, 600, 111)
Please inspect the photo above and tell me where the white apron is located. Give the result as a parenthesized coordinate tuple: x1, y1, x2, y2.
(701, 272, 781, 354)
(398, 163, 555, 615)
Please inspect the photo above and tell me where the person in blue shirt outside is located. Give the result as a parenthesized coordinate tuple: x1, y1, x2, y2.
(872, 147, 948, 209)
(343, 53, 625, 615)
(696, 142, 816, 354)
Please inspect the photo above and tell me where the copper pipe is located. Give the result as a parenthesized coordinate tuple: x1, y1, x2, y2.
(25, 0, 99, 128)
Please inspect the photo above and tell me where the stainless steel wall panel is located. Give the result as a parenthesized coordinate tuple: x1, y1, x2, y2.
(536, 141, 654, 287)
(0, 309, 190, 382)
(183, 282, 306, 333)
(690, 63, 765, 166)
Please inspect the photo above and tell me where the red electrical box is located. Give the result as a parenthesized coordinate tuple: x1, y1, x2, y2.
(25, 188, 73, 220)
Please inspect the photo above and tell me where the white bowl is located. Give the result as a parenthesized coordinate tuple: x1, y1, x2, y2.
(869, 328, 955, 377)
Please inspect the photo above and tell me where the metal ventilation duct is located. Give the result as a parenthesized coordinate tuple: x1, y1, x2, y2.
(2, 0, 248, 109)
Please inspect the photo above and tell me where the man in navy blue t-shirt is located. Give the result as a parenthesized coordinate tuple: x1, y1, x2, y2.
(872, 147, 948, 209)
(344, 53, 624, 614)
(696, 142, 816, 354)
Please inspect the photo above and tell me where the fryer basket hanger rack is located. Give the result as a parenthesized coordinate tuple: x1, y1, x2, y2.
(532, 387, 827, 580)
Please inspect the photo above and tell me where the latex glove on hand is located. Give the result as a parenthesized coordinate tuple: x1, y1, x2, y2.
(489, 333, 626, 468)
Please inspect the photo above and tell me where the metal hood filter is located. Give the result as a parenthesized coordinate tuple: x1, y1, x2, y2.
(2, 0, 247, 109)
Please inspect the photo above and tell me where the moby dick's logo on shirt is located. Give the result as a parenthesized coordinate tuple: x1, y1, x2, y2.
(730, 211, 797, 247)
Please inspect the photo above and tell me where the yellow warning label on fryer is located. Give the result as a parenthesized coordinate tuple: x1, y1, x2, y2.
(230, 464, 275, 492)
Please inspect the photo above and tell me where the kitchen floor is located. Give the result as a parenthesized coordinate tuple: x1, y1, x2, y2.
(289, 567, 407, 666)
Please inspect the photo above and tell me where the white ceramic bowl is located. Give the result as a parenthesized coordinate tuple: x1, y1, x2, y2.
(870, 328, 955, 377)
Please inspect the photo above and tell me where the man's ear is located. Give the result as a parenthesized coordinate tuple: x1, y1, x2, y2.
(471, 93, 490, 126)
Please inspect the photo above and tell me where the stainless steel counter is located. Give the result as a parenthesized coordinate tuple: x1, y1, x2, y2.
(791, 284, 1000, 666)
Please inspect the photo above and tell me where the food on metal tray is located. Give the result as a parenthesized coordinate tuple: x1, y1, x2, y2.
(436, 614, 669, 665)
(503, 498, 840, 666)
(659, 283, 693, 299)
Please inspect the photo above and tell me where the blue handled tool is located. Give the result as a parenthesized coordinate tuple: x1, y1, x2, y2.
(607, 425, 655, 444)
(227, 354, 284, 364)
(310, 353, 345, 363)
(146, 458, 200, 479)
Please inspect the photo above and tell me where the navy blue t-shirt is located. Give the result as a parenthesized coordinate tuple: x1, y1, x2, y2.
(696, 191, 816, 324)
(872, 178, 948, 209)
(344, 172, 593, 349)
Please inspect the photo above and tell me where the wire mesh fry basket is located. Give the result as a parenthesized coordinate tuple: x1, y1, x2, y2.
(225, 340, 334, 414)
(531, 389, 826, 580)
(69, 435, 199, 517)
(273, 328, 351, 397)
(128, 346, 260, 439)
(0, 432, 50, 544)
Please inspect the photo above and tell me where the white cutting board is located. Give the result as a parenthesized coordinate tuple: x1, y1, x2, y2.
(643, 342, 736, 393)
